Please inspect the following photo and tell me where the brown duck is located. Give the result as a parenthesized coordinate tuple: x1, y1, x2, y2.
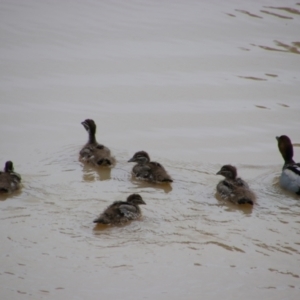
(80, 119, 115, 166)
(93, 194, 146, 225)
(128, 151, 173, 183)
(216, 165, 255, 205)
(0, 161, 21, 193)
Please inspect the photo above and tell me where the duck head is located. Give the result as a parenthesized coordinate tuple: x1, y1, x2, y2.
(276, 135, 294, 163)
(216, 165, 237, 179)
(4, 161, 14, 173)
(126, 194, 146, 205)
(81, 119, 96, 135)
(128, 151, 150, 164)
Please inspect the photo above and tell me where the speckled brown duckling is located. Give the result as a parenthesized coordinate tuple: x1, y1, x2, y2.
(276, 135, 300, 195)
(80, 119, 115, 166)
(93, 194, 146, 225)
(0, 161, 21, 193)
(216, 165, 256, 205)
(128, 151, 173, 183)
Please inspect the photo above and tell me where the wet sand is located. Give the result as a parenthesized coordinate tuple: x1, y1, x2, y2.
(1, 0, 300, 299)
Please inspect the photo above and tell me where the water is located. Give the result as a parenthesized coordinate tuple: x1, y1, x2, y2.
(1, 0, 300, 299)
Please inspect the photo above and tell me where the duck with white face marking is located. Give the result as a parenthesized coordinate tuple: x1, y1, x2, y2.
(0, 161, 22, 193)
(216, 164, 256, 205)
(276, 135, 300, 196)
(79, 119, 115, 167)
(93, 194, 146, 225)
(128, 151, 173, 183)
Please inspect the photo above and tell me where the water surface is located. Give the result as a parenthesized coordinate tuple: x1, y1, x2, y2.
(1, 0, 300, 299)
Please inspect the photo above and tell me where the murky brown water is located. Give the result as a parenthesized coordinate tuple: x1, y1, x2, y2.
(1, 0, 300, 299)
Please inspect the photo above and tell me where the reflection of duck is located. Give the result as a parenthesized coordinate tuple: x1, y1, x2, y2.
(93, 194, 146, 225)
(0, 161, 22, 193)
(79, 119, 115, 166)
(81, 164, 111, 182)
(131, 178, 173, 194)
(276, 135, 300, 195)
(128, 151, 173, 183)
(216, 165, 255, 205)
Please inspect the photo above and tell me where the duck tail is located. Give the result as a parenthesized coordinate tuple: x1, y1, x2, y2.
(162, 178, 173, 183)
(97, 158, 112, 166)
(237, 198, 254, 205)
(93, 215, 110, 224)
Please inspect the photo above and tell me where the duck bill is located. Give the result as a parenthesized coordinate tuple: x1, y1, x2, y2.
(81, 121, 89, 131)
(128, 158, 135, 162)
(216, 170, 221, 175)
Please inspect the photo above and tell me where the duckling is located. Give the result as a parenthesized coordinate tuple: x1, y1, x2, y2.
(276, 135, 300, 195)
(93, 194, 146, 225)
(216, 165, 255, 205)
(0, 161, 21, 193)
(80, 119, 115, 166)
(128, 151, 173, 183)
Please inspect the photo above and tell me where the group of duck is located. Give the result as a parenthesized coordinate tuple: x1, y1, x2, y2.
(1, 119, 299, 225)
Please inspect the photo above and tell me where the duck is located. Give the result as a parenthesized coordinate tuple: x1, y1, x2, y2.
(276, 135, 300, 195)
(216, 165, 256, 205)
(0, 161, 22, 193)
(80, 119, 115, 166)
(93, 194, 146, 225)
(128, 151, 173, 183)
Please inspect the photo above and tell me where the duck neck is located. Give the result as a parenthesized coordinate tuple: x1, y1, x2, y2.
(4, 165, 13, 173)
(284, 158, 295, 165)
(88, 131, 97, 144)
(281, 144, 294, 165)
(139, 158, 149, 165)
(135, 205, 141, 213)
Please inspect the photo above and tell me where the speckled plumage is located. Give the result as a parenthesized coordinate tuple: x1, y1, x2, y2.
(79, 119, 115, 166)
(93, 194, 146, 225)
(216, 165, 256, 205)
(276, 135, 300, 195)
(0, 161, 21, 193)
(128, 151, 173, 183)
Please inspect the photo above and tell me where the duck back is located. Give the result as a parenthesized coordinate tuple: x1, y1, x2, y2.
(132, 161, 172, 183)
(94, 201, 141, 224)
(217, 178, 255, 205)
(80, 143, 115, 166)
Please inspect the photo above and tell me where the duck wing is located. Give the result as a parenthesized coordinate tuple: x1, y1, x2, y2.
(0, 172, 20, 192)
(133, 164, 152, 179)
(235, 177, 249, 188)
(217, 179, 233, 197)
(286, 164, 300, 176)
(119, 204, 139, 219)
(10, 172, 21, 182)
